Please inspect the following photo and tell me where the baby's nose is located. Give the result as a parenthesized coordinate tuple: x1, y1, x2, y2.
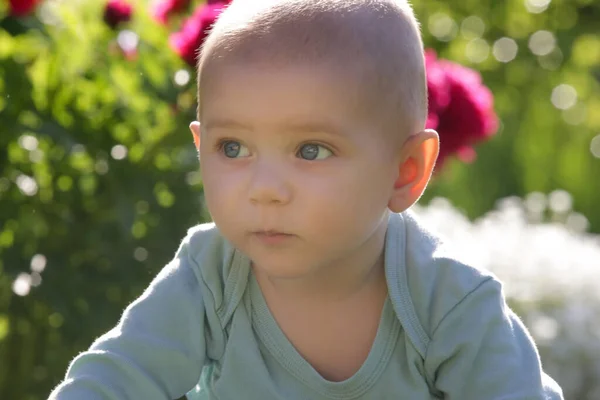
(248, 162, 292, 205)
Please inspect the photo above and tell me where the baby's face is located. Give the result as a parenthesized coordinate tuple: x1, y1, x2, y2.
(199, 63, 400, 278)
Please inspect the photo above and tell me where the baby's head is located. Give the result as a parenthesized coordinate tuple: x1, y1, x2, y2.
(190, 0, 439, 278)
(199, 0, 428, 141)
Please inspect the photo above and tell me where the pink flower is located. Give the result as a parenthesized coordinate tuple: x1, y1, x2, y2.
(151, 0, 191, 25)
(425, 49, 498, 170)
(169, 2, 230, 67)
(8, 0, 40, 16)
(104, 0, 133, 29)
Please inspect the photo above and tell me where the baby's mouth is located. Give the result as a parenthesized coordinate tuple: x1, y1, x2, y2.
(250, 230, 296, 244)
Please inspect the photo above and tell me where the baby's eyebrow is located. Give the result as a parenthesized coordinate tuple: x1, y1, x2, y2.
(204, 119, 253, 132)
(282, 121, 345, 137)
(204, 119, 346, 137)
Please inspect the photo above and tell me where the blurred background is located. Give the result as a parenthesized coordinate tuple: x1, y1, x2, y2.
(0, 0, 599, 399)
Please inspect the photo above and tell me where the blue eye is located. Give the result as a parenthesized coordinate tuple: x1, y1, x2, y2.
(221, 141, 250, 158)
(298, 144, 333, 160)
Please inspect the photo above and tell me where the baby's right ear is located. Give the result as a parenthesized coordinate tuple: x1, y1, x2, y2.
(189, 121, 201, 151)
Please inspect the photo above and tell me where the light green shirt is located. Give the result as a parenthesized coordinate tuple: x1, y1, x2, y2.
(49, 211, 563, 399)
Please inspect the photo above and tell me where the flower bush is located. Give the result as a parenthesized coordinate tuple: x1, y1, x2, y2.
(425, 49, 499, 168)
(152, 0, 191, 24)
(103, 0, 133, 29)
(413, 194, 600, 400)
(7, 0, 39, 16)
(169, 0, 231, 66)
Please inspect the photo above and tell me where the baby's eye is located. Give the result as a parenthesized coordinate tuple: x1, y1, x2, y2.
(221, 140, 250, 158)
(297, 143, 333, 161)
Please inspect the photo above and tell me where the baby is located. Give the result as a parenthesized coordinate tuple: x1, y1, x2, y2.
(50, 0, 564, 399)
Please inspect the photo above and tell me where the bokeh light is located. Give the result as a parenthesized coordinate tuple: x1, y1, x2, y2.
(466, 38, 490, 63)
(591, 135, 600, 159)
(493, 37, 518, 63)
(529, 30, 556, 56)
(16, 175, 38, 196)
(428, 13, 458, 42)
(12, 273, 31, 296)
(551, 84, 577, 110)
(174, 69, 191, 86)
(525, 0, 552, 14)
(30, 254, 47, 273)
(461, 16, 485, 39)
(111, 144, 128, 160)
(117, 30, 139, 53)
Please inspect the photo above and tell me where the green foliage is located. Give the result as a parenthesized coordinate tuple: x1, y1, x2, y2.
(0, 0, 598, 399)
(414, 0, 600, 231)
(0, 1, 204, 399)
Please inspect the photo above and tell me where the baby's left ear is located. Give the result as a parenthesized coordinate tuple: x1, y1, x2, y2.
(388, 129, 439, 213)
(189, 121, 201, 150)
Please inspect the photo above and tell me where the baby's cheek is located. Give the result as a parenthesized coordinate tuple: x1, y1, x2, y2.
(204, 178, 235, 214)
(207, 186, 238, 216)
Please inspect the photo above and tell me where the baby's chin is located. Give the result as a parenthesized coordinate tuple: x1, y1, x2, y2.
(248, 251, 325, 281)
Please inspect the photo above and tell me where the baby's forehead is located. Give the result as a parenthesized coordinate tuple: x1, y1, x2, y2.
(201, 62, 374, 121)
(201, 61, 409, 151)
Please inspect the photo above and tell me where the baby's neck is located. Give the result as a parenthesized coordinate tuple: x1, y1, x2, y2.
(253, 236, 389, 382)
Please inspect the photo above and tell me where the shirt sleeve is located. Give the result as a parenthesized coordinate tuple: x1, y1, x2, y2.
(424, 278, 564, 400)
(48, 243, 207, 400)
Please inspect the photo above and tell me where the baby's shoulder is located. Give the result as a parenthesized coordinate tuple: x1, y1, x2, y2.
(183, 222, 227, 259)
(391, 212, 501, 336)
(182, 222, 236, 269)
(178, 222, 242, 309)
